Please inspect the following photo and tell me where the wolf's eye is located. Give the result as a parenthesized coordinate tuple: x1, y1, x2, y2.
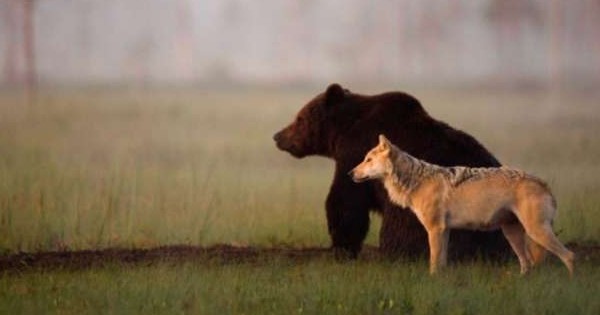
(366, 157, 372, 163)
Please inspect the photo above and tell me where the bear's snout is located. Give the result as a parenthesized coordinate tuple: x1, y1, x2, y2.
(273, 130, 289, 149)
(273, 129, 301, 156)
(273, 131, 282, 143)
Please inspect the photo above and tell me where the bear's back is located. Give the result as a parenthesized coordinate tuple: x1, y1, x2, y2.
(342, 91, 500, 169)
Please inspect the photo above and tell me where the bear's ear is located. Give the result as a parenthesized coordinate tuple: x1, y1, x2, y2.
(325, 83, 346, 105)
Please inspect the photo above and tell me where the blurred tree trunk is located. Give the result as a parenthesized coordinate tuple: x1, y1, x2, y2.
(548, 0, 563, 92)
(175, 0, 193, 82)
(23, 0, 36, 98)
(592, 0, 600, 84)
(2, 0, 18, 85)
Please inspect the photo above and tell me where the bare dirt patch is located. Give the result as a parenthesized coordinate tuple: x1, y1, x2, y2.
(0, 245, 368, 273)
(0, 243, 597, 273)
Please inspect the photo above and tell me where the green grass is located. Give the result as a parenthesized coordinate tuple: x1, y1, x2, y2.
(1, 258, 598, 315)
(1, 87, 599, 314)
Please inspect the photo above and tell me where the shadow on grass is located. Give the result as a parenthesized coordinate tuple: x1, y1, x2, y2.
(1, 243, 597, 273)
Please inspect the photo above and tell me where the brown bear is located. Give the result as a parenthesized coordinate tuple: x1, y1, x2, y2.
(273, 83, 511, 259)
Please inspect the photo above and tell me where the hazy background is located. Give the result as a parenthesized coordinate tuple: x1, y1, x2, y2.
(1, 0, 599, 88)
(1, 0, 599, 252)
(1, 2, 600, 313)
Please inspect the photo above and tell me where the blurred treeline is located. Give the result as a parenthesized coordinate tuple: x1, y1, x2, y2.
(1, 0, 599, 87)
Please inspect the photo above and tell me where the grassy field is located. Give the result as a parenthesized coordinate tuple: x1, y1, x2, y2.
(2, 258, 599, 315)
(1, 87, 599, 314)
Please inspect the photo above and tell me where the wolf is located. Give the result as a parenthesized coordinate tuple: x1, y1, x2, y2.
(349, 135, 575, 276)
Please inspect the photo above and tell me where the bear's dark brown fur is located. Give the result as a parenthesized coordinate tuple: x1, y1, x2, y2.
(274, 84, 510, 259)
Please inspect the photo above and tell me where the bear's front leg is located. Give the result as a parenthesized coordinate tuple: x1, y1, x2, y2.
(379, 200, 429, 258)
(326, 166, 373, 259)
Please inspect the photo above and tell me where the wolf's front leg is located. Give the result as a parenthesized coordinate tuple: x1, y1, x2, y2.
(427, 226, 448, 275)
(439, 228, 450, 268)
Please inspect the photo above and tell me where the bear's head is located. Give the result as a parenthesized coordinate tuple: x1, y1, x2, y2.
(273, 83, 349, 158)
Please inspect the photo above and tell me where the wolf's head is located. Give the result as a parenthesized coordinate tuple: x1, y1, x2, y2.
(349, 134, 396, 183)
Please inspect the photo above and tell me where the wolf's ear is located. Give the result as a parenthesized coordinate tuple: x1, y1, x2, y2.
(378, 134, 391, 150)
(325, 83, 346, 106)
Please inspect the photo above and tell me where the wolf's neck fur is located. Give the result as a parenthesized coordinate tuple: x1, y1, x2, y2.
(383, 149, 442, 208)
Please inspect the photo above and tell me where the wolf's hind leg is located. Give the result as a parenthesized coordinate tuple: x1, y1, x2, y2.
(524, 223, 575, 277)
(525, 235, 547, 266)
(516, 194, 574, 276)
(501, 223, 530, 275)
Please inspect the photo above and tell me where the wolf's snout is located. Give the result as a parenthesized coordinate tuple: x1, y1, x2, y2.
(348, 168, 365, 183)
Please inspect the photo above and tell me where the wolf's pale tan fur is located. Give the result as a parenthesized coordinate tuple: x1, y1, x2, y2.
(350, 135, 574, 276)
